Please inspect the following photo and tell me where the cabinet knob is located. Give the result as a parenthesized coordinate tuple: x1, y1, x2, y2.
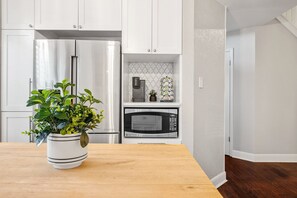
(79, 25, 83, 29)
(154, 49, 157, 52)
(29, 24, 33, 28)
(147, 49, 151, 52)
(73, 25, 77, 28)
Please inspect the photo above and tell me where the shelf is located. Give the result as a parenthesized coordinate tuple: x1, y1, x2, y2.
(123, 102, 181, 108)
(122, 137, 182, 144)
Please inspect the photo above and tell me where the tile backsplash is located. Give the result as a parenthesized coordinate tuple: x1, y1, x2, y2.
(128, 62, 174, 102)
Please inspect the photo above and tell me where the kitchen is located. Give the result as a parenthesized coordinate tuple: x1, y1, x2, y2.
(0, 0, 225, 197)
(1, 0, 183, 145)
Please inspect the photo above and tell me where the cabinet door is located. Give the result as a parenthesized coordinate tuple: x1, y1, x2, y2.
(35, 0, 79, 30)
(79, 0, 121, 31)
(1, 112, 32, 143)
(152, 0, 182, 54)
(1, 30, 34, 112)
(122, 0, 152, 54)
(1, 0, 35, 29)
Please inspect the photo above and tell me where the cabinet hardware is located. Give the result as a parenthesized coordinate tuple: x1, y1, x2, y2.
(29, 78, 32, 97)
(29, 117, 33, 143)
(73, 25, 77, 28)
(79, 25, 83, 29)
(29, 24, 33, 28)
(147, 49, 151, 52)
(154, 49, 157, 52)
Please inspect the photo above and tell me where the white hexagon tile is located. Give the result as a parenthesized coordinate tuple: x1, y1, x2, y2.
(128, 62, 174, 102)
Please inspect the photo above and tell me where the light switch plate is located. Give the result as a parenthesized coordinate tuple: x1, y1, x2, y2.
(198, 77, 204, 89)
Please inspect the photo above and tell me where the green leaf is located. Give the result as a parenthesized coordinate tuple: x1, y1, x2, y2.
(34, 109, 51, 120)
(80, 131, 89, 148)
(64, 95, 76, 101)
(54, 112, 68, 120)
(62, 79, 68, 84)
(85, 113, 93, 123)
(27, 101, 42, 107)
(64, 90, 70, 95)
(29, 95, 45, 102)
(54, 83, 63, 89)
(31, 90, 40, 95)
(84, 89, 92, 95)
(93, 98, 102, 104)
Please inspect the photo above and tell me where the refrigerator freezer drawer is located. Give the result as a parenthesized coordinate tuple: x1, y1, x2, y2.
(88, 133, 119, 144)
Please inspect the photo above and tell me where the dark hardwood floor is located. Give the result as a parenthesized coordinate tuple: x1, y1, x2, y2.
(218, 156, 297, 198)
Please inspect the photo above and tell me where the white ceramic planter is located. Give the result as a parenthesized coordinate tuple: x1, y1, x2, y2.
(47, 133, 88, 169)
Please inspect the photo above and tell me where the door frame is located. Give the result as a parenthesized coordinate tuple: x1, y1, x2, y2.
(225, 48, 234, 156)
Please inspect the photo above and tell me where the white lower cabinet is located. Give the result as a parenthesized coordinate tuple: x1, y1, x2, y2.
(1, 112, 33, 143)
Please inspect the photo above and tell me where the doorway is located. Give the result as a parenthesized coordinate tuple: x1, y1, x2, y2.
(225, 48, 234, 156)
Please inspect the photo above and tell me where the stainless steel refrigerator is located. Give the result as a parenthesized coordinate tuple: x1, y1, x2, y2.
(34, 40, 121, 143)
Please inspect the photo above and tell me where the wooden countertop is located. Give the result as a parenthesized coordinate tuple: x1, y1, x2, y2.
(0, 143, 222, 198)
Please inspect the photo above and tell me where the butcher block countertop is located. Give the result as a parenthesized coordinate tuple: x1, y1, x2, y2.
(0, 143, 222, 198)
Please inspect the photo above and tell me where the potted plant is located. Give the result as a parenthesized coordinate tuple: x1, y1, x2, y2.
(149, 90, 157, 102)
(22, 79, 104, 169)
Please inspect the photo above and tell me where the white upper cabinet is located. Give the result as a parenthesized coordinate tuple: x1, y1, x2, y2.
(1, 30, 34, 112)
(1, 0, 35, 29)
(122, 0, 182, 54)
(35, 0, 79, 30)
(122, 0, 152, 54)
(1, 112, 32, 143)
(152, 0, 182, 54)
(79, 0, 122, 31)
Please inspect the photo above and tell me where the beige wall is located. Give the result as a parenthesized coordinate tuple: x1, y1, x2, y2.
(227, 19, 297, 155)
(194, 0, 226, 179)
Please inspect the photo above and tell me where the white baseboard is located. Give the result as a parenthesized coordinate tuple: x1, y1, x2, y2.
(232, 150, 256, 161)
(211, 171, 227, 188)
(232, 150, 297, 162)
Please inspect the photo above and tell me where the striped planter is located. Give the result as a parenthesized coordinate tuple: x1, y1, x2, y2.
(47, 133, 88, 169)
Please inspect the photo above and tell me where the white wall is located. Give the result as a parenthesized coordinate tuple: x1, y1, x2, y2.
(255, 20, 297, 154)
(194, 0, 226, 180)
(227, 19, 297, 156)
(182, 0, 194, 154)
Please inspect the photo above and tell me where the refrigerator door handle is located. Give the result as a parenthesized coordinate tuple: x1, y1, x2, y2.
(28, 78, 32, 97)
(70, 56, 78, 96)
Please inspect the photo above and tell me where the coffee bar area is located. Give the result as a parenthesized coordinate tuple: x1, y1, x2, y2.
(121, 55, 182, 144)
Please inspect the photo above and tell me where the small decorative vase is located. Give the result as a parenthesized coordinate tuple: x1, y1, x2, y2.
(149, 95, 157, 102)
(47, 133, 88, 169)
(160, 76, 174, 102)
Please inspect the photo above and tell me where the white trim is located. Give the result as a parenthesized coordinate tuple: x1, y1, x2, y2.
(277, 16, 297, 38)
(232, 150, 256, 162)
(211, 171, 227, 188)
(225, 48, 234, 156)
(232, 150, 297, 163)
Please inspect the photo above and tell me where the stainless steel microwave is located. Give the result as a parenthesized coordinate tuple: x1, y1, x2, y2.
(124, 108, 178, 138)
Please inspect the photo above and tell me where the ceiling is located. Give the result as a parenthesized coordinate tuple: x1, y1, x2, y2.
(216, 0, 297, 31)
